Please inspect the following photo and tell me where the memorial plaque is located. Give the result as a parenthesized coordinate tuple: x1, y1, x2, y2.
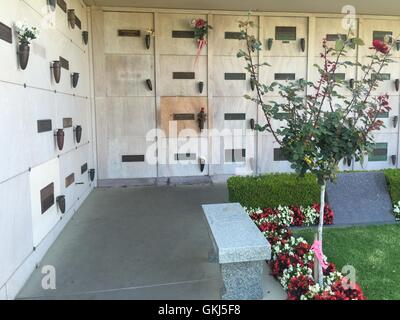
(81, 163, 88, 174)
(224, 113, 246, 120)
(59, 56, 69, 70)
(37, 120, 52, 133)
(172, 30, 195, 38)
(63, 118, 73, 128)
(173, 72, 195, 80)
(173, 113, 195, 121)
(274, 73, 296, 80)
(377, 112, 389, 118)
(326, 34, 347, 41)
(175, 153, 196, 161)
(224, 73, 246, 80)
(274, 148, 288, 161)
(328, 73, 346, 81)
(225, 149, 246, 163)
(0, 22, 12, 44)
(57, 0, 67, 12)
(372, 73, 391, 81)
(122, 155, 145, 162)
(373, 31, 392, 41)
(275, 27, 297, 41)
(65, 173, 75, 188)
(40, 183, 54, 214)
(224, 32, 243, 40)
(369, 143, 388, 162)
(118, 30, 141, 37)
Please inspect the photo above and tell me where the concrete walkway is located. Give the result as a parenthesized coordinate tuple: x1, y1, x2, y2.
(17, 184, 286, 300)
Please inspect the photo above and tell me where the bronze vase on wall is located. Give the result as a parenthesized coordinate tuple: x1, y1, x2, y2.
(57, 195, 66, 214)
(82, 31, 89, 45)
(18, 43, 30, 70)
(52, 61, 61, 83)
(72, 73, 80, 88)
(56, 129, 65, 151)
(75, 125, 82, 143)
(68, 10, 76, 29)
(89, 169, 96, 182)
(145, 34, 151, 49)
(48, 0, 56, 11)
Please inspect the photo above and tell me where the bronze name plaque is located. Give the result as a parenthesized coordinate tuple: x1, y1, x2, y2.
(40, 183, 55, 214)
(122, 155, 145, 162)
(326, 34, 347, 41)
(175, 153, 196, 161)
(172, 30, 195, 38)
(65, 173, 75, 188)
(274, 148, 288, 161)
(118, 30, 141, 37)
(224, 32, 242, 40)
(274, 73, 296, 81)
(224, 73, 246, 80)
(59, 56, 69, 70)
(37, 119, 52, 133)
(173, 72, 195, 80)
(63, 118, 73, 128)
(81, 163, 88, 174)
(224, 113, 246, 121)
(173, 114, 195, 121)
(0, 22, 12, 44)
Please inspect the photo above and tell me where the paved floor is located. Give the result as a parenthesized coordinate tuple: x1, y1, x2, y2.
(17, 183, 286, 300)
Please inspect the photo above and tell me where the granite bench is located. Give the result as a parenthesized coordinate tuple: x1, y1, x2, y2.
(202, 203, 271, 300)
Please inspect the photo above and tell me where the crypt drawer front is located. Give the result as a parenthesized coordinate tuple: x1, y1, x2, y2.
(309, 57, 357, 97)
(98, 136, 157, 179)
(259, 57, 307, 96)
(212, 97, 257, 133)
(158, 13, 208, 55)
(158, 137, 209, 177)
(160, 97, 208, 137)
(359, 57, 400, 95)
(59, 150, 78, 215)
(96, 97, 156, 141)
(261, 17, 308, 57)
(212, 15, 257, 56)
(209, 134, 256, 175)
(359, 19, 400, 58)
(29, 158, 62, 247)
(257, 135, 294, 174)
(158, 55, 207, 96)
(212, 56, 254, 97)
(105, 55, 155, 97)
(314, 18, 358, 58)
(104, 12, 154, 55)
(353, 134, 399, 171)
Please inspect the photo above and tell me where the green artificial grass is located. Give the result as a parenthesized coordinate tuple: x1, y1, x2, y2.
(227, 173, 320, 209)
(294, 224, 400, 300)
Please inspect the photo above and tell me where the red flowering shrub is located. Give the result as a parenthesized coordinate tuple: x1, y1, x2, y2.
(271, 253, 304, 277)
(293, 241, 311, 258)
(290, 206, 305, 226)
(314, 279, 366, 300)
(287, 275, 315, 300)
(312, 203, 334, 225)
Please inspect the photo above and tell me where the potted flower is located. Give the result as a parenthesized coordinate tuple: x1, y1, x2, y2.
(190, 18, 212, 63)
(145, 28, 154, 50)
(15, 22, 39, 70)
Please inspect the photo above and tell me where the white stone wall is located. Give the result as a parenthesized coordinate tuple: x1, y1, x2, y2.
(0, 0, 95, 299)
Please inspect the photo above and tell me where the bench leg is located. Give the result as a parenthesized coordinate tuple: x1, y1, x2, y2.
(220, 261, 264, 300)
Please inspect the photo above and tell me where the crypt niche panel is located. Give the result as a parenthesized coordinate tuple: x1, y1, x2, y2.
(359, 57, 400, 95)
(261, 16, 308, 57)
(259, 57, 307, 96)
(158, 13, 208, 55)
(314, 17, 358, 58)
(359, 19, 400, 58)
(158, 137, 209, 177)
(257, 135, 294, 174)
(158, 55, 207, 96)
(212, 56, 254, 97)
(160, 97, 208, 138)
(105, 54, 155, 97)
(353, 133, 399, 171)
(104, 12, 154, 55)
(212, 15, 257, 56)
(212, 97, 257, 133)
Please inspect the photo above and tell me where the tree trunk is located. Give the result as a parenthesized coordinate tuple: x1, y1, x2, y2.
(314, 180, 327, 287)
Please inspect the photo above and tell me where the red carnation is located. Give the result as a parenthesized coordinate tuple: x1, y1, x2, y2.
(372, 40, 390, 54)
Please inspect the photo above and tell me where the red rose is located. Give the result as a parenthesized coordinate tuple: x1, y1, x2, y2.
(195, 19, 206, 29)
(372, 40, 390, 54)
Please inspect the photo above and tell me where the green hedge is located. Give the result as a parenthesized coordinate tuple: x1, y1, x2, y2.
(383, 169, 400, 204)
(227, 173, 320, 209)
